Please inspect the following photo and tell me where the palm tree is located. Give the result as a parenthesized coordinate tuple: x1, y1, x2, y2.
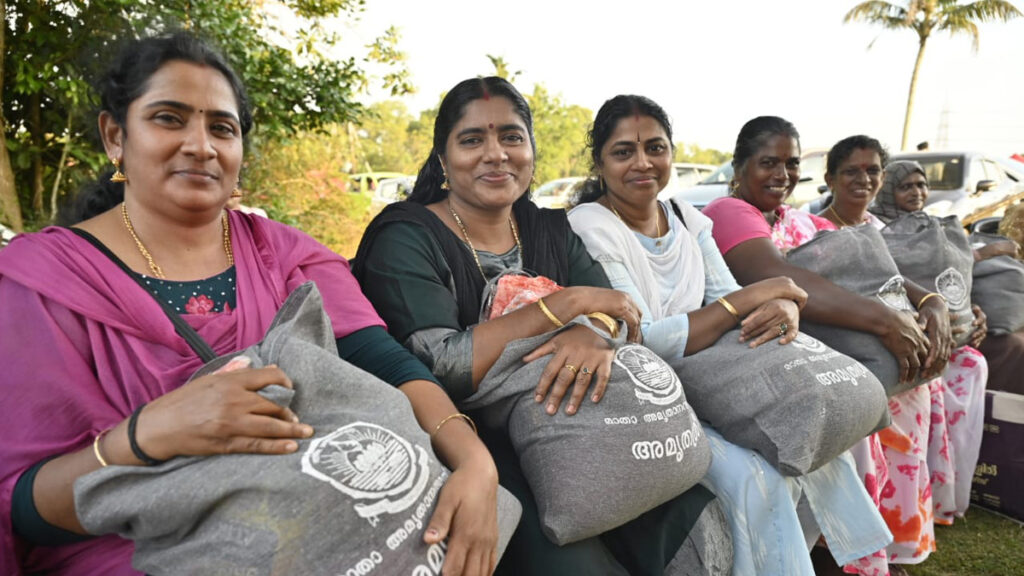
(844, 0, 1021, 150)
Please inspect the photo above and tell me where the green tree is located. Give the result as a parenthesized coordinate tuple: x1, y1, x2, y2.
(673, 143, 731, 166)
(356, 100, 432, 174)
(0, 0, 410, 231)
(527, 85, 591, 184)
(485, 54, 522, 83)
(844, 0, 1021, 150)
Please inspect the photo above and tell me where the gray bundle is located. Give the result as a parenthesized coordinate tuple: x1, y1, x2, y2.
(461, 320, 711, 545)
(787, 225, 926, 396)
(671, 329, 888, 475)
(75, 283, 522, 576)
(969, 232, 1024, 335)
(882, 213, 974, 347)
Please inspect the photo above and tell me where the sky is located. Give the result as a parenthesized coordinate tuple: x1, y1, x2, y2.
(331, 0, 1024, 158)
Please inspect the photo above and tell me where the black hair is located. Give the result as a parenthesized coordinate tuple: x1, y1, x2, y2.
(407, 76, 536, 205)
(573, 94, 674, 206)
(58, 32, 252, 225)
(826, 135, 889, 176)
(731, 116, 800, 176)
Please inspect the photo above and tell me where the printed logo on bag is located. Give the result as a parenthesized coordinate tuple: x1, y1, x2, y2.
(876, 275, 912, 311)
(936, 267, 968, 308)
(788, 332, 829, 353)
(615, 344, 682, 406)
(301, 422, 430, 526)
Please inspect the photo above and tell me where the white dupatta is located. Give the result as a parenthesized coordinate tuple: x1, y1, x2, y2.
(568, 200, 708, 321)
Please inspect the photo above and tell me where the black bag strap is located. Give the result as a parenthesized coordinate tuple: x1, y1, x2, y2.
(69, 227, 218, 362)
(669, 199, 688, 229)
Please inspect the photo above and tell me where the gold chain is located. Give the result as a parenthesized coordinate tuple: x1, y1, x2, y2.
(608, 201, 661, 243)
(828, 203, 862, 228)
(447, 200, 522, 282)
(121, 202, 233, 279)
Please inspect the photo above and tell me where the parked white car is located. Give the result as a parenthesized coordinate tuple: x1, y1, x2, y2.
(672, 151, 828, 210)
(533, 177, 585, 210)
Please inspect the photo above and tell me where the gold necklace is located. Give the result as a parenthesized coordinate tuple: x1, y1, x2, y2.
(608, 201, 662, 246)
(121, 202, 233, 279)
(828, 203, 861, 228)
(447, 200, 522, 282)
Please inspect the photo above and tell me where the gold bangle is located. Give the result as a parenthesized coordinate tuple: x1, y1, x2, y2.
(431, 413, 477, 440)
(537, 297, 564, 328)
(917, 292, 946, 309)
(93, 429, 111, 467)
(586, 312, 619, 338)
(717, 296, 741, 324)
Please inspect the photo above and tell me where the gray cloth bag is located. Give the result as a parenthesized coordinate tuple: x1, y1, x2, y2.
(882, 213, 975, 347)
(74, 282, 522, 576)
(460, 319, 711, 546)
(969, 232, 1024, 335)
(671, 329, 888, 476)
(786, 225, 927, 396)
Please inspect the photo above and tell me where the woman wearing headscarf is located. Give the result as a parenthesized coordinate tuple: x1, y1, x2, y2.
(868, 160, 992, 527)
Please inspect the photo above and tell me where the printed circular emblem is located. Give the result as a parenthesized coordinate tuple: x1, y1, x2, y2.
(936, 267, 968, 308)
(789, 332, 828, 353)
(615, 344, 682, 406)
(876, 275, 912, 311)
(301, 422, 430, 524)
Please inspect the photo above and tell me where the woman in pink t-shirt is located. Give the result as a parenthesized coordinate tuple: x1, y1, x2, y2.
(701, 121, 956, 575)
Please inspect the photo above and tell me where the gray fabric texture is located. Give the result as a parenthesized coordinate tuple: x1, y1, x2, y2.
(671, 329, 888, 476)
(74, 282, 522, 576)
(786, 225, 927, 396)
(460, 318, 711, 545)
(882, 212, 975, 347)
(663, 499, 733, 576)
(969, 232, 1024, 335)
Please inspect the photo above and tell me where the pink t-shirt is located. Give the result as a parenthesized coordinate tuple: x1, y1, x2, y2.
(702, 197, 775, 255)
(703, 197, 835, 255)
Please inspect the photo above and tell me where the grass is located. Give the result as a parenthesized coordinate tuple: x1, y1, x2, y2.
(906, 507, 1024, 576)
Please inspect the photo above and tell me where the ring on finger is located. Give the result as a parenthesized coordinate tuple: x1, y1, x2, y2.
(563, 364, 578, 375)
(778, 322, 788, 337)
(581, 366, 591, 376)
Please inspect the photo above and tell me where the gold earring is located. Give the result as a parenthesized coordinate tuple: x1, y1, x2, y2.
(441, 173, 451, 191)
(110, 158, 127, 183)
(230, 185, 242, 199)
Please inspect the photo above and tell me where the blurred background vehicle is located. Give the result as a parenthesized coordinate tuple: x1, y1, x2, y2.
(0, 222, 14, 248)
(671, 151, 828, 210)
(372, 176, 415, 205)
(533, 176, 585, 209)
(889, 151, 1024, 227)
(673, 163, 716, 188)
(348, 171, 409, 194)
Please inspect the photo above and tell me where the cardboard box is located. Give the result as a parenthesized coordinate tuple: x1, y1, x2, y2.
(971, 390, 1024, 523)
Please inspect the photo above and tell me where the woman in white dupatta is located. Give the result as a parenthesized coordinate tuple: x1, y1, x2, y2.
(568, 95, 893, 576)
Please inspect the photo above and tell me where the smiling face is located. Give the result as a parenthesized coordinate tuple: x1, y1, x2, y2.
(826, 148, 884, 212)
(735, 134, 800, 212)
(894, 171, 929, 212)
(102, 60, 243, 216)
(597, 114, 672, 208)
(441, 96, 534, 212)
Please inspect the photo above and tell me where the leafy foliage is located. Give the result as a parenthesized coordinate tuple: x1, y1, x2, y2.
(0, 0, 410, 231)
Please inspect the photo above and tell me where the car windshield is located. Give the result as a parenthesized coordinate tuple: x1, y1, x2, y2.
(897, 155, 965, 191)
(699, 162, 733, 185)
